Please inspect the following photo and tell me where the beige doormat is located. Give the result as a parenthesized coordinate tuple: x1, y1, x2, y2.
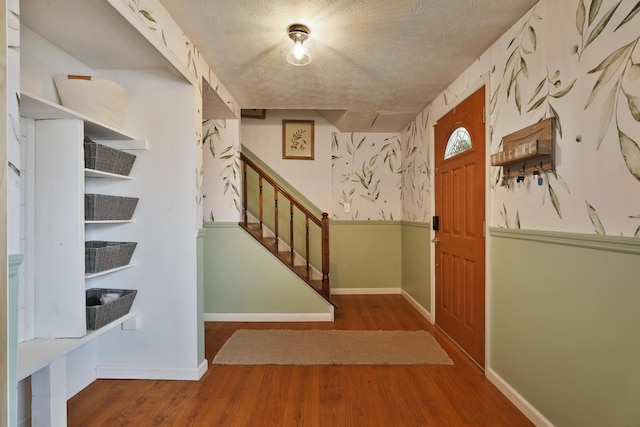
(212, 330, 453, 366)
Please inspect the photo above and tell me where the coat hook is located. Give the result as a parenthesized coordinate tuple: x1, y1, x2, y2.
(533, 165, 543, 186)
(516, 164, 525, 185)
(501, 167, 511, 187)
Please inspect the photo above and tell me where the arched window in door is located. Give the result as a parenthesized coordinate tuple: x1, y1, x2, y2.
(444, 126, 472, 159)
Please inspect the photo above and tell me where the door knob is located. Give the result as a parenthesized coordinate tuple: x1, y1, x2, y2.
(431, 236, 440, 244)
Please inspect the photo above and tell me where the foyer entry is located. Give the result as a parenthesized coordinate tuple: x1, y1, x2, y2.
(433, 87, 486, 366)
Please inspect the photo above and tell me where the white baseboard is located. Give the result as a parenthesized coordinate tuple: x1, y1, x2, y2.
(401, 290, 432, 323)
(486, 368, 554, 427)
(331, 287, 402, 295)
(97, 360, 208, 381)
(204, 310, 334, 322)
(197, 359, 208, 378)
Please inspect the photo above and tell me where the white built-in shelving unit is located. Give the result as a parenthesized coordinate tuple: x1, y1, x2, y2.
(18, 90, 140, 378)
(16, 1, 214, 425)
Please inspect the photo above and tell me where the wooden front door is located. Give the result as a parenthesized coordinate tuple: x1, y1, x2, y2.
(434, 87, 486, 367)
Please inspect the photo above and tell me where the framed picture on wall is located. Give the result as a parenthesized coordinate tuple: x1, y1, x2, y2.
(282, 120, 314, 160)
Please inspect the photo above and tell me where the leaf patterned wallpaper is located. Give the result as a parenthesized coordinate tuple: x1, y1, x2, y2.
(117, 0, 633, 236)
(401, 109, 432, 222)
(202, 118, 242, 222)
(13, 0, 633, 236)
(116, 0, 239, 227)
(402, 0, 640, 237)
(7, 0, 21, 256)
(331, 132, 402, 220)
(120, 0, 238, 116)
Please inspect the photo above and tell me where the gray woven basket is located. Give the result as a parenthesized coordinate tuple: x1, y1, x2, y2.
(85, 194, 138, 220)
(86, 288, 137, 330)
(85, 241, 137, 273)
(84, 142, 136, 176)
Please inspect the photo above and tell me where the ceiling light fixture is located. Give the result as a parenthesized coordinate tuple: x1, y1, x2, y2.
(286, 23, 312, 66)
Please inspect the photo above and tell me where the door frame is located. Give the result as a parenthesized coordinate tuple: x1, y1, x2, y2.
(429, 75, 491, 368)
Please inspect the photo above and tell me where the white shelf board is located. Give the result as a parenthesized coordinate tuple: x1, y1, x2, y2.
(18, 311, 136, 381)
(20, 91, 138, 141)
(85, 264, 135, 279)
(85, 220, 134, 224)
(92, 139, 148, 151)
(84, 168, 134, 180)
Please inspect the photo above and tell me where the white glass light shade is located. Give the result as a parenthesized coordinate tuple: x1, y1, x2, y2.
(286, 43, 312, 66)
(285, 23, 313, 66)
(294, 42, 305, 60)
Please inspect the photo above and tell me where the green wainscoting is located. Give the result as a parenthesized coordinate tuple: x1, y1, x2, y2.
(203, 223, 331, 314)
(400, 222, 431, 310)
(204, 220, 434, 313)
(490, 228, 640, 427)
(330, 221, 402, 289)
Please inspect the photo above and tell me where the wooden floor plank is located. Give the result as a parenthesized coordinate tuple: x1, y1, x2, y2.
(67, 295, 533, 426)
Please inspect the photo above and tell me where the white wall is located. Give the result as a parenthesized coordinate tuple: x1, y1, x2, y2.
(241, 110, 334, 213)
(20, 26, 93, 102)
(90, 69, 201, 376)
(237, 111, 404, 221)
(13, 0, 233, 421)
(19, 20, 202, 405)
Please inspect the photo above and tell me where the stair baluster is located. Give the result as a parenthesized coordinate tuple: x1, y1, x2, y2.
(258, 176, 263, 230)
(274, 190, 279, 252)
(321, 213, 330, 297)
(289, 203, 295, 265)
(239, 152, 337, 307)
(242, 162, 248, 226)
(305, 217, 310, 280)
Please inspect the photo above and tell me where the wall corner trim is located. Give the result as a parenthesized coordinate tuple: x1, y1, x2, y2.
(197, 228, 206, 239)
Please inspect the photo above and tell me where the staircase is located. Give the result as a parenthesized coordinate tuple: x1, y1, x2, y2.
(239, 152, 338, 308)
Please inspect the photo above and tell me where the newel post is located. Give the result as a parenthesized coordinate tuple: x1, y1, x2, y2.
(321, 213, 330, 297)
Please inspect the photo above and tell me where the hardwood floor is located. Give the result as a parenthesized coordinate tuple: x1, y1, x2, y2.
(67, 295, 533, 426)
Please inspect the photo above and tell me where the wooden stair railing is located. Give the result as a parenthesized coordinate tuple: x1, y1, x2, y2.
(239, 152, 337, 308)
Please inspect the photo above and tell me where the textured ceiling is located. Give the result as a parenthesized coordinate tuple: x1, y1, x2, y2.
(159, 0, 537, 131)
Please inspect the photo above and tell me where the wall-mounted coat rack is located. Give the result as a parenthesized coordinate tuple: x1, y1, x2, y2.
(491, 117, 555, 186)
